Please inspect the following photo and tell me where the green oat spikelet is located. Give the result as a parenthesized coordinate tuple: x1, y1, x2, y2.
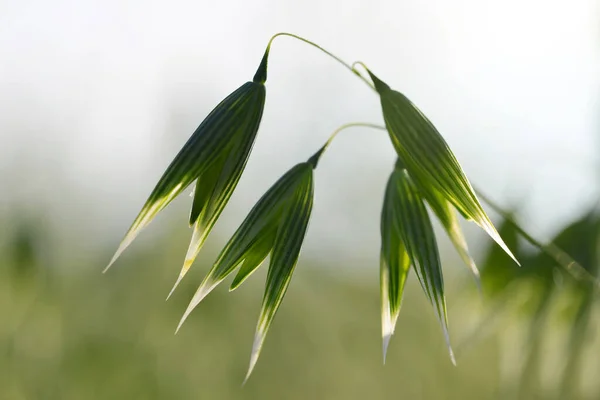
(380, 159, 455, 364)
(176, 159, 316, 382)
(380, 174, 411, 362)
(367, 69, 518, 267)
(416, 180, 481, 289)
(105, 56, 269, 300)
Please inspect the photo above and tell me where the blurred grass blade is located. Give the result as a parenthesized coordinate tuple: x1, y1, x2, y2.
(105, 80, 266, 273)
(245, 167, 314, 383)
(518, 287, 554, 397)
(176, 164, 310, 332)
(366, 69, 518, 267)
(417, 183, 480, 290)
(380, 174, 411, 362)
(390, 160, 455, 364)
(559, 289, 595, 398)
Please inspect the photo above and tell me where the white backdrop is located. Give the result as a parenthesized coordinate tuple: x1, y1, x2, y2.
(1, 0, 598, 269)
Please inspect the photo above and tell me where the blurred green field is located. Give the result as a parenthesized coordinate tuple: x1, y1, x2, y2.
(1, 218, 598, 400)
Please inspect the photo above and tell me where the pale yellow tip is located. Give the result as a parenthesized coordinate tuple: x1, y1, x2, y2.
(103, 232, 138, 273)
(174, 280, 218, 334)
(166, 274, 185, 301)
(175, 307, 194, 335)
(103, 247, 124, 273)
(382, 333, 392, 364)
(243, 332, 263, 385)
(382, 312, 396, 364)
(166, 258, 195, 300)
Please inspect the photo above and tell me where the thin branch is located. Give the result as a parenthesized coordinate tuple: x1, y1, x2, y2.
(263, 32, 376, 92)
(475, 187, 600, 290)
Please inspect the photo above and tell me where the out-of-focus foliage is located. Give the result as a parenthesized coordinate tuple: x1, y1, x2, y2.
(0, 219, 506, 400)
(461, 208, 600, 399)
(2, 213, 599, 399)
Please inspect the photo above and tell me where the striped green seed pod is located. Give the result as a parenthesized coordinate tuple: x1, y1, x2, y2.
(367, 69, 518, 267)
(380, 159, 454, 365)
(105, 57, 268, 296)
(176, 161, 315, 383)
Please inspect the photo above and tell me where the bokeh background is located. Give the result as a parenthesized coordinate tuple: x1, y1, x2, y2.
(1, 0, 599, 399)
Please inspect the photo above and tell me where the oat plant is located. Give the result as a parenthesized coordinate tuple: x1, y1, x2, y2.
(104, 32, 596, 382)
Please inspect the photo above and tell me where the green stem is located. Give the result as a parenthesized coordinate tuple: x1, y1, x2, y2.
(474, 189, 600, 291)
(307, 122, 386, 167)
(351, 61, 379, 89)
(256, 32, 376, 91)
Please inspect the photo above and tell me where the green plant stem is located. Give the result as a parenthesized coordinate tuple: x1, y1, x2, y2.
(474, 189, 600, 290)
(308, 122, 386, 167)
(264, 33, 376, 92)
(351, 61, 371, 79)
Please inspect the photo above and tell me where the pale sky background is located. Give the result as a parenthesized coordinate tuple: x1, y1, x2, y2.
(0, 0, 599, 270)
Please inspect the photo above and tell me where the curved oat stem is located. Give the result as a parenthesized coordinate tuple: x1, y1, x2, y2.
(263, 32, 376, 92)
(308, 122, 387, 167)
(351, 61, 373, 84)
